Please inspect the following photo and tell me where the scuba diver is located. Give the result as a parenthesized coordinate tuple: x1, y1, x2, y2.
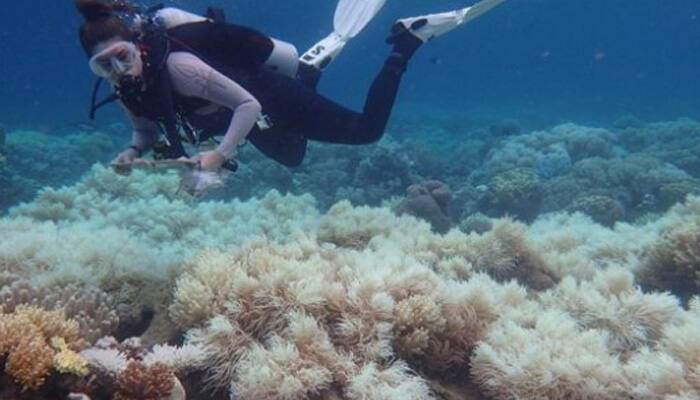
(76, 0, 506, 176)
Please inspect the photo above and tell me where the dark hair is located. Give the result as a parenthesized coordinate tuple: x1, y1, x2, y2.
(76, 0, 136, 56)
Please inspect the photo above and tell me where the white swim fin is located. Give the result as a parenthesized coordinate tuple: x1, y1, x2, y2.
(392, 0, 507, 43)
(300, 0, 387, 70)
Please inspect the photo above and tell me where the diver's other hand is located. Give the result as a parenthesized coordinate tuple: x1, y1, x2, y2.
(192, 150, 226, 171)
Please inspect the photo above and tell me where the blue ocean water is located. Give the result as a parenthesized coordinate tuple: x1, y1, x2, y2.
(1, 0, 699, 129)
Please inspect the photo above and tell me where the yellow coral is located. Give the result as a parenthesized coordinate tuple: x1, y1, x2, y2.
(51, 337, 89, 376)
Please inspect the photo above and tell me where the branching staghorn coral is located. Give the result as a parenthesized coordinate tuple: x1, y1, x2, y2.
(0, 305, 88, 390)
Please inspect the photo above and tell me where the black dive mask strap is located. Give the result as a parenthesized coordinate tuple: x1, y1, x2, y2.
(89, 77, 121, 121)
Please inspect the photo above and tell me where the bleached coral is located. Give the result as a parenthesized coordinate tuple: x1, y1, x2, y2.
(318, 201, 558, 290)
(471, 265, 699, 400)
(318, 200, 430, 250)
(541, 267, 681, 354)
(9, 165, 320, 264)
(169, 251, 239, 328)
(80, 347, 129, 375)
(471, 311, 629, 400)
(4, 151, 700, 399)
(142, 343, 207, 372)
(170, 232, 518, 398)
(345, 361, 433, 400)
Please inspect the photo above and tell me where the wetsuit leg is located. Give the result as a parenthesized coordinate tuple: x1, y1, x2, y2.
(299, 53, 408, 144)
(246, 128, 308, 167)
(271, 34, 422, 145)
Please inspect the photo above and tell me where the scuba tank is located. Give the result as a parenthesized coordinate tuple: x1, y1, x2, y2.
(152, 7, 299, 78)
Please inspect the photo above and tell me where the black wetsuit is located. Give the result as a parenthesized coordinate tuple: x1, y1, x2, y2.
(125, 21, 418, 167)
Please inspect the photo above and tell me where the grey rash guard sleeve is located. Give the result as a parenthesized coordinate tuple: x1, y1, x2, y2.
(125, 51, 262, 159)
(167, 52, 262, 159)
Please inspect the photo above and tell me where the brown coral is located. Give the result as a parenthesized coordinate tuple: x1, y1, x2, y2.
(0, 305, 88, 390)
(114, 361, 175, 400)
(395, 180, 453, 234)
(5, 333, 55, 390)
(472, 218, 558, 290)
(394, 295, 446, 357)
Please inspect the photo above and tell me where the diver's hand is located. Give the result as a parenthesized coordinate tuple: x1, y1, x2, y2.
(115, 147, 140, 164)
(192, 150, 226, 171)
(112, 147, 140, 175)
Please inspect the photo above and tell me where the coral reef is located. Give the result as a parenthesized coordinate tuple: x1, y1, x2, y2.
(2, 117, 700, 399)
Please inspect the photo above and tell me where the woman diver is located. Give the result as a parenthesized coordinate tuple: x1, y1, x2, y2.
(76, 0, 506, 173)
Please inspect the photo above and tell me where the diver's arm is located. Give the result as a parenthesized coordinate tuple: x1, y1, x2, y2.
(167, 52, 261, 159)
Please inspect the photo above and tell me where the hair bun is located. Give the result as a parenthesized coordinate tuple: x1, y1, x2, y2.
(75, 0, 115, 22)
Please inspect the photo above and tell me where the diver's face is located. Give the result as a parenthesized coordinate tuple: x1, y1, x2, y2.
(89, 38, 143, 83)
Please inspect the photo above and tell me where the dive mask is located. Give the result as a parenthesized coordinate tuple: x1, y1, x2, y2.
(89, 41, 140, 81)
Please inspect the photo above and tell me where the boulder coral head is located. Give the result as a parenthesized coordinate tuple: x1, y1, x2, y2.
(395, 180, 452, 233)
(481, 169, 543, 222)
(567, 195, 626, 227)
(639, 217, 700, 304)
